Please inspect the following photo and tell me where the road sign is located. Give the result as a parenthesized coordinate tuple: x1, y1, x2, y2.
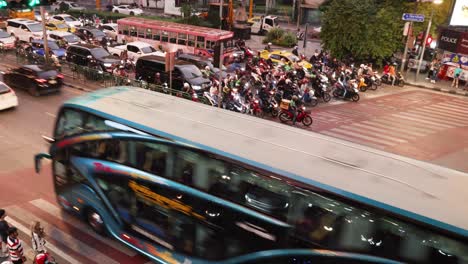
(402, 13, 425, 22)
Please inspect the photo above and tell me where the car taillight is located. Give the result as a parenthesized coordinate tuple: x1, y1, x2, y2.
(35, 78, 48, 83)
(57, 74, 64, 79)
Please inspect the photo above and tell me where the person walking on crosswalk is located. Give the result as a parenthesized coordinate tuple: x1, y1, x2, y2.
(30, 221, 47, 255)
(0, 209, 9, 258)
(6, 227, 26, 264)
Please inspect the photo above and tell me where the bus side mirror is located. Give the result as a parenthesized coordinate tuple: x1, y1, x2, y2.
(34, 153, 51, 173)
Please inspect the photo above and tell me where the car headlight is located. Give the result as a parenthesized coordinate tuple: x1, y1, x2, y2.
(103, 63, 112, 67)
(192, 85, 202, 90)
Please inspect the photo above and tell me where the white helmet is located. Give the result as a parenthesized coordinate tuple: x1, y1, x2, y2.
(183, 82, 190, 89)
(205, 66, 210, 71)
(360, 64, 365, 68)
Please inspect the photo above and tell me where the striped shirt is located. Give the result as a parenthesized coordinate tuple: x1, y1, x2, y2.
(7, 236, 23, 261)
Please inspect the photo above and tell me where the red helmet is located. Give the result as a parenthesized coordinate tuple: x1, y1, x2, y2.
(35, 253, 52, 264)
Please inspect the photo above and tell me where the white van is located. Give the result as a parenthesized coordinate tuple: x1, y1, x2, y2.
(6, 18, 43, 42)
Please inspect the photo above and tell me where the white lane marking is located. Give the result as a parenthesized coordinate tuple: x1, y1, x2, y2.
(392, 114, 453, 129)
(419, 107, 468, 121)
(6, 206, 119, 264)
(349, 123, 416, 141)
(428, 105, 468, 118)
(45, 112, 56, 118)
(330, 128, 395, 146)
(320, 130, 385, 150)
(30, 199, 137, 257)
(5, 216, 81, 264)
(338, 125, 408, 143)
(377, 116, 445, 131)
(435, 103, 468, 114)
(361, 120, 428, 137)
(403, 111, 467, 127)
(408, 109, 468, 125)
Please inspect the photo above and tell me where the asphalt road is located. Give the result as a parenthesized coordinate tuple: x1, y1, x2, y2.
(0, 58, 467, 263)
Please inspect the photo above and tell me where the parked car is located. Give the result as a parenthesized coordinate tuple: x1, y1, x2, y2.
(45, 21, 74, 33)
(136, 55, 211, 94)
(66, 43, 120, 72)
(33, 10, 49, 22)
(99, 23, 118, 41)
(108, 41, 165, 61)
(50, 14, 81, 29)
(75, 27, 106, 43)
(6, 18, 43, 42)
(112, 5, 143, 15)
(31, 39, 67, 60)
(0, 30, 16, 50)
(3, 65, 63, 96)
(51, 1, 85, 12)
(0, 81, 18, 111)
(48, 31, 81, 47)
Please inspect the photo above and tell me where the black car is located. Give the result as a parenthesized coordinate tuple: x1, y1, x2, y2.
(136, 55, 211, 94)
(66, 43, 120, 72)
(75, 27, 107, 43)
(177, 53, 227, 78)
(3, 65, 63, 96)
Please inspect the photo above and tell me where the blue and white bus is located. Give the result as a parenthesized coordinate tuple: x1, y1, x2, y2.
(35, 86, 468, 264)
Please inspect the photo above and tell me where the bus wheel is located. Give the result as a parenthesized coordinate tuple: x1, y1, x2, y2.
(87, 209, 106, 235)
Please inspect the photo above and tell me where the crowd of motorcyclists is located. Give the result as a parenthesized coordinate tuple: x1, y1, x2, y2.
(7, 13, 405, 127)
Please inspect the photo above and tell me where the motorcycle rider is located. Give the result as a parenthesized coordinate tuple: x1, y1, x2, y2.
(265, 42, 272, 52)
(388, 63, 397, 86)
(100, 36, 109, 50)
(289, 95, 299, 125)
(292, 45, 299, 56)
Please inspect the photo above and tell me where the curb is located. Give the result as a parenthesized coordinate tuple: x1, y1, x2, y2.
(405, 82, 468, 97)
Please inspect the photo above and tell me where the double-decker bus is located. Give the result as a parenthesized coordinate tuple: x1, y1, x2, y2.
(116, 17, 235, 62)
(35, 86, 468, 264)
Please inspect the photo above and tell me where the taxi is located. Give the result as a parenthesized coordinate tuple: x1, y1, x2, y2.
(45, 21, 74, 33)
(259, 50, 312, 69)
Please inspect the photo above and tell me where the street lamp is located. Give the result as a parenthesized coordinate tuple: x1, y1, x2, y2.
(415, 0, 443, 80)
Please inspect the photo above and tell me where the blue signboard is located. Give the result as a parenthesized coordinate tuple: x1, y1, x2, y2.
(402, 13, 425, 22)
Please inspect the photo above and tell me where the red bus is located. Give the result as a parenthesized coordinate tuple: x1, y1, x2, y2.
(117, 17, 235, 62)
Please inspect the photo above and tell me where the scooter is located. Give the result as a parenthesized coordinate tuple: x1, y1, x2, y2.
(279, 106, 313, 126)
(333, 80, 360, 102)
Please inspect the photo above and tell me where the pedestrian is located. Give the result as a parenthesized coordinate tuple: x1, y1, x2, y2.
(6, 227, 26, 264)
(388, 63, 396, 86)
(452, 64, 463, 89)
(0, 209, 9, 258)
(431, 59, 440, 83)
(30, 221, 46, 254)
(427, 59, 436, 80)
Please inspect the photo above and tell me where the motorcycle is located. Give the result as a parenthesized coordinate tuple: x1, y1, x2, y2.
(279, 106, 313, 126)
(250, 98, 264, 118)
(261, 93, 279, 117)
(381, 72, 405, 87)
(333, 80, 360, 102)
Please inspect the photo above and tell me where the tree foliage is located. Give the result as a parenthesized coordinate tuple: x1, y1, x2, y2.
(321, 0, 406, 62)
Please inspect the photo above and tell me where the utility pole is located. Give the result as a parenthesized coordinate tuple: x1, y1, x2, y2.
(219, 0, 223, 30)
(416, 9, 433, 80)
(400, 0, 419, 73)
(218, 45, 223, 108)
(40, 6, 49, 65)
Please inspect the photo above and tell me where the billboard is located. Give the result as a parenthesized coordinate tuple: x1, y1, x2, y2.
(449, 0, 468, 26)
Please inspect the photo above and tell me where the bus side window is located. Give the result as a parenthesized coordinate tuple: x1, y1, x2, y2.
(130, 26, 137, 37)
(196, 36, 204, 48)
(55, 109, 85, 138)
(177, 33, 187, 45)
(96, 174, 136, 224)
(188, 35, 195, 47)
(174, 149, 206, 188)
(135, 141, 170, 178)
(161, 31, 168, 42)
(169, 32, 177, 44)
(120, 25, 128, 35)
(153, 30, 161, 41)
(137, 28, 145, 38)
(146, 29, 152, 39)
(83, 114, 111, 132)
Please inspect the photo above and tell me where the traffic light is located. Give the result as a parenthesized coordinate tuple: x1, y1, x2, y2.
(27, 0, 40, 7)
(0, 0, 8, 9)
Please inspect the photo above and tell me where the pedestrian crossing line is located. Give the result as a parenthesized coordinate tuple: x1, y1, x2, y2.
(29, 199, 138, 258)
(330, 128, 396, 147)
(349, 123, 417, 141)
(392, 114, 453, 129)
(405, 110, 468, 126)
(424, 103, 468, 117)
(338, 125, 408, 144)
(320, 131, 386, 150)
(377, 115, 446, 132)
(5, 216, 81, 264)
(445, 100, 468, 108)
(419, 106, 468, 122)
(7, 205, 118, 264)
(434, 103, 468, 114)
(401, 111, 466, 127)
(361, 120, 428, 137)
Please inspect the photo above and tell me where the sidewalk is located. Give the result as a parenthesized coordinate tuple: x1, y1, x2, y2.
(403, 71, 468, 97)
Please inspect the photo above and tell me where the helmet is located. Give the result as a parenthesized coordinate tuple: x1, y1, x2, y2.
(360, 64, 365, 68)
(205, 66, 210, 71)
(183, 82, 190, 88)
(292, 95, 298, 101)
(268, 42, 272, 46)
(35, 253, 52, 264)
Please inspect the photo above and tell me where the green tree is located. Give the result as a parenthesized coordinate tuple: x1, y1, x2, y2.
(321, 0, 406, 62)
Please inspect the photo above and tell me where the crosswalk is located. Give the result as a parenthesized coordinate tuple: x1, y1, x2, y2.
(319, 100, 468, 151)
(1, 199, 149, 264)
